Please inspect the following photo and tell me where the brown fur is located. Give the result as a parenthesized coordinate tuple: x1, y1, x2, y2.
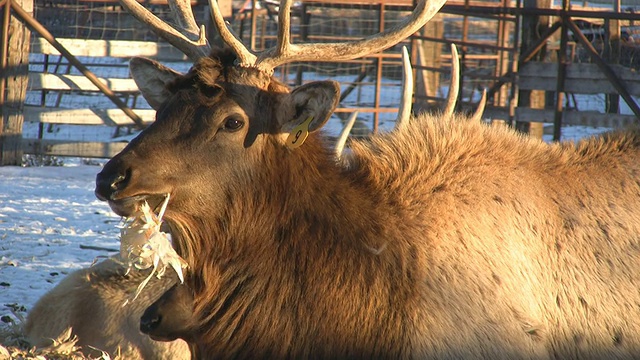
(96, 51, 640, 359)
(140, 284, 197, 343)
(24, 257, 190, 359)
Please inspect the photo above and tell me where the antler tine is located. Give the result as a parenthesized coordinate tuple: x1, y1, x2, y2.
(209, 0, 257, 66)
(335, 111, 359, 157)
(276, 0, 293, 56)
(168, 0, 199, 34)
(443, 43, 459, 117)
(395, 46, 413, 131)
(119, 0, 209, 61)
(470, 89, 487, 122)
(256, 0, 447, 73)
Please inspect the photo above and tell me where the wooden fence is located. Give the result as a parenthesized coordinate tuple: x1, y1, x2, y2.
(22, 37, 186, 158)
(516, 62, 640, 128)
(1, 0, 639, 163)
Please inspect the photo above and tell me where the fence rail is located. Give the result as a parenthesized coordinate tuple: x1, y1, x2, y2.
(21, 36, 178, 158)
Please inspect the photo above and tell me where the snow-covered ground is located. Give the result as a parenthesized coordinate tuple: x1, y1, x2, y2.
(0, 160, 122, 324)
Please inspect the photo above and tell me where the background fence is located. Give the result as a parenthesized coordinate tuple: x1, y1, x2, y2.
(1, 0, 639, 164)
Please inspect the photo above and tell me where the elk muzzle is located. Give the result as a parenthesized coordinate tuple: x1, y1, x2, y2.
(95, 152, 169, 216)
(94, 157, 142, 217)
(140, 284, 196, 342)
(95, 167, 130, 202)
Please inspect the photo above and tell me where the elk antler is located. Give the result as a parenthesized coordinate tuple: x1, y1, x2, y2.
(396, 44, 460, 132)
(470, 89, 487, 122)
(208, 0, 257, 65)
(395, 46, 414, 131)
(212, 0, 447, 74)
(443, 44, 459, 118)
(335, 111, 359, 157)
(123, 0, 446, 73)
(118, 0, 209, 61)
(443, 44, 487, 121)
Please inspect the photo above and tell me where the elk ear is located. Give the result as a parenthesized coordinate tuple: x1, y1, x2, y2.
(129, 57, 182, 110)
(280, 81, 340, 135)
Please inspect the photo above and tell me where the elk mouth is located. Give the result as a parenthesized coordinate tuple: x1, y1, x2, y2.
(147, 333, 176, 342)
(95, 166, 171, 217)
(101, 194, 167, 218)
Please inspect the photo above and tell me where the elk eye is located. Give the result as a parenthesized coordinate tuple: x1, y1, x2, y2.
(223, 116, 244, 132)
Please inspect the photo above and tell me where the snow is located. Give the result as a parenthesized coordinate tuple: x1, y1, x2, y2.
(0, 160, 122, 322)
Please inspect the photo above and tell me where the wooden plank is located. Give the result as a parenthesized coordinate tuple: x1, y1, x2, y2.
(70, 0, 199, 4)
(301, 0, 414, 6)
(516, 107, 637, 128)
(31, 38, 188, 61)
(23, 107, 156, 126)
(519, 62, 640, 95)
(21, 138, 128, 158)
(28, 73, 139, 93)
(1, 0, 32, 165)
(303, 0, 518, 7)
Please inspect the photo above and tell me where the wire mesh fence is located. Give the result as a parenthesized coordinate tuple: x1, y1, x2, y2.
(21, 0, 640, 149)
(32, 0, 209, 41)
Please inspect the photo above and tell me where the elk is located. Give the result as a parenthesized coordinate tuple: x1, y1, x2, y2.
(95, 0, 640, 358)
(141, 42, 487, 351)
(24, 256, 190, 359)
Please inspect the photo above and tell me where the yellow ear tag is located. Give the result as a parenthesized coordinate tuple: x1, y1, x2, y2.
(285, 116, 313, 149)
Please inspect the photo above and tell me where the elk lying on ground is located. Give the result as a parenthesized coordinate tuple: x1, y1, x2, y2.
(24, 256, 190, 359)
(141, 41, 489, 352)
(94, 0, 640, 358)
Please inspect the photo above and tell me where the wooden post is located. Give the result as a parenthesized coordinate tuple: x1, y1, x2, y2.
(0, 0, 31, 166)
(604, 0, 620, 114)
(496, 0, 512, 118)
(0, 1, 9, 131)
(413, 16, 442, 112)
(552, 0, 569, 141)
(516, 0, 550, 139)
(250, 0, 257, 51)
(372, 3, 384, 133)
(459, 0, 470, 110)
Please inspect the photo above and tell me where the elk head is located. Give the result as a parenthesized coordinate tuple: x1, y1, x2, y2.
(94, 50, 339, 218)
(95, 0, 446, 218)
(140, 283, 197, 343)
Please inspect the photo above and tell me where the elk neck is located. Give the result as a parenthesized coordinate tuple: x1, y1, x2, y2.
(164, 129, 419, 358)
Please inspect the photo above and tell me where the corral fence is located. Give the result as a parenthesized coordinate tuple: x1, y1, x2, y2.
(0, 0, 639, 165)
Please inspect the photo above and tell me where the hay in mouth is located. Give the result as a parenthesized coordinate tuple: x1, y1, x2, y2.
(119, 194, 187, 305)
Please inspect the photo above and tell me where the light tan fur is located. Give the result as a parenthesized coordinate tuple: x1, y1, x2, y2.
(24, 256, 190, 359)
(341, 113, 640, 358)
(96, 51, 640, 359)
(169, 114, 640, 359)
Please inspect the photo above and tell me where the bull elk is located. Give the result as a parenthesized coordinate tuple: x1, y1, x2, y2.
(95, 0, 640, 358)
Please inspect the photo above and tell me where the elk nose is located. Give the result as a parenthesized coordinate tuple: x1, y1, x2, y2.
(140, 310, 162, 334)
(95, 168, 129, 201)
